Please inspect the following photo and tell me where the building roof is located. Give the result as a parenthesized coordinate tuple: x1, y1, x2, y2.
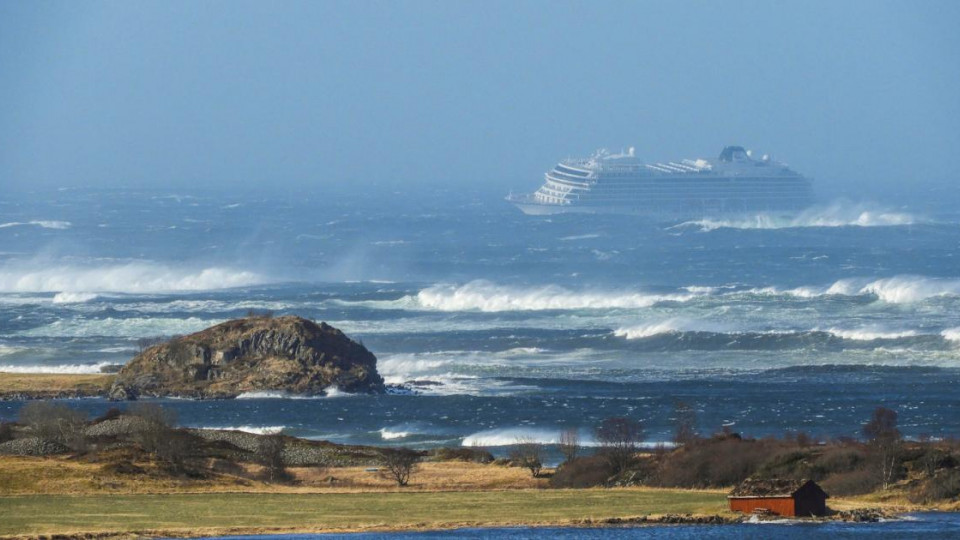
(728, 478, 827, 498)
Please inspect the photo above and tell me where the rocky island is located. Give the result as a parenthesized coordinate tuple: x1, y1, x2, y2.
(108, 315, 384, 400)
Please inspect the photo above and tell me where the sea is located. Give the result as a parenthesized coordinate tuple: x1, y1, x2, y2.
(207, 512, 960, 538)
(1, 186, 960, 452)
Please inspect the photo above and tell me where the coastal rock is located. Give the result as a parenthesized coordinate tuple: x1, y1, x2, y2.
(109, 316, 384, 399)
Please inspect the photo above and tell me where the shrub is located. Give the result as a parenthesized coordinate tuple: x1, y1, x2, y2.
(820, 468, 881, 496)
(909, 469, 960, 503)
(550, 455, 617, 488)
(0, 422, 13, 443)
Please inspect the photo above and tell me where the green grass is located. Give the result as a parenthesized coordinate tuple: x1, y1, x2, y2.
(0, 489, 728, 536)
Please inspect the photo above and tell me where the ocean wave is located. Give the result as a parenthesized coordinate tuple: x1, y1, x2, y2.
(943, 328, 960, 343)
(671, 203, 917, 232)
(0, 220, 72, 230)
(412, 280, 702, 312)
(0, 361, 115, 374)
(196, 425, 285, 435)
(747, 276, 960, 304)
(460, 427, 675, 448)
(0, 262, 264, 293)
(379, 428, 411, 440)
(614, 318, 728, 339)
(17, 316, 218, 338)
(825, 327, 919, 341)
(235, 388, 350, 399)
(52, 292, 99, 304)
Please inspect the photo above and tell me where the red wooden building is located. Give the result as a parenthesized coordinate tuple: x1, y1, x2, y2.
(728, 479, 829, 517)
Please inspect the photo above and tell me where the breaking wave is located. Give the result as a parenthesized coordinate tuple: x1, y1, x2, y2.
(0, 220, 72, 230)
(196, 425, 285, 435)
(379, 428, 411, 440)
(749, 276, 960, 304)
(460, 427, 675, 449)
(412, 280, 702, 312)
(0, 361, 116, 374)
(52, 292, 99, 304)
(672, 203, 917, 232)
(0, 262, 264, 293)
(614, 318, 728, 339)
(825, 327, 919, 341)
(943, 328, 960, 343)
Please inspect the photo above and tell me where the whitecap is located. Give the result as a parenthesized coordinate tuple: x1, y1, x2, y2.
(671, 202, 918, 232)
(0, 361, 116, 374)
(0, 220, 72, 230)
(412, 280, 703, 312)
(0, 262, 265, 293)
(196, 425, 285, 435)
(52, 292, 99, 304)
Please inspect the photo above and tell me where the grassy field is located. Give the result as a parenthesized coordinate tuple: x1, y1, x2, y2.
(0, 489, 729, 537)
(0, 372, 114, 398)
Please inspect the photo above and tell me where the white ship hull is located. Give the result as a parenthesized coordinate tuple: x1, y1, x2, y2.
(510, 146, 815, 218)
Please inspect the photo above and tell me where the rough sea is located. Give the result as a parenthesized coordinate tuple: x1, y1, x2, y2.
(1, 187, 959, 451)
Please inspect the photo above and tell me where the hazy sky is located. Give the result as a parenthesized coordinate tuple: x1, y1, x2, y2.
(1, 1, 958, 198)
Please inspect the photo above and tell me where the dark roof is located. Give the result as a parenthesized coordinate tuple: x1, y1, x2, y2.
(729, 478, 826, 498)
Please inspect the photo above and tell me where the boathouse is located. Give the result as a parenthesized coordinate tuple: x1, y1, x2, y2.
(728, 478, 828, 517)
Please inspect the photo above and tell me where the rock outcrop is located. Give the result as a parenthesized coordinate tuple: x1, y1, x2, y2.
(109, 316, 384, 399)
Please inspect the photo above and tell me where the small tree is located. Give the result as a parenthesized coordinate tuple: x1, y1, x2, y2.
(257, 433, 287, 482)
(18, 401, 87, 451)
(380, 448, 421, 486)
(672, 401, 698, 446)
(558, 427, 581, 463)
(596, 417, 644, 473)
(864, 406, 902, 490)
(510, 436, 544, 478)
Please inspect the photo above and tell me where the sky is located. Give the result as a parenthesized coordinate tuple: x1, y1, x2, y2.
(1, 1, 958, 200)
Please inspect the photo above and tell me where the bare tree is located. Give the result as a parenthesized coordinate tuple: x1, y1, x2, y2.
(672, 401, 699, 446)
(864, 406, 902, 490)
(127, 403, 177, 455)
(510, 436, 544, 478)
(558, 427, 581, 463)
(18, 401, 87, 451)
(257, 433, 287, 482)
(596, 417, 644, 473)
(380, 448, 421, 486)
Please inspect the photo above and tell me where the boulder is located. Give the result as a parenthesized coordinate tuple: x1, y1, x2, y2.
(109, 316, 384, 399)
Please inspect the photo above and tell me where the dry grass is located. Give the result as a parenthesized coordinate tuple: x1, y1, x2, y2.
(0, 456, 544, 495)
(0, 372, 114, 398)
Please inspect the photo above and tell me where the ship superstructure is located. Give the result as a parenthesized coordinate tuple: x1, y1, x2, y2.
(508, 146, 814, 217)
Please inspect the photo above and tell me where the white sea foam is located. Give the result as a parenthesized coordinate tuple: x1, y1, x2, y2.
(825, 327, 919, 341)
(412, 280, 702, 312)
(379, 428, 411, 440)
(672, 203, 917, 232)
(0, 262, 264, 293)
(0, 220, 72, 230)
(52, 292, 99, 304)
(614, 318, 727, 339)
(235, 390, 328, 400)
(746, 275, 960, 304)
(198, 425, 285, 435)
(461, 427, 675, 448)
(0, 361, 115, 374)
(942, 328, 960, 343)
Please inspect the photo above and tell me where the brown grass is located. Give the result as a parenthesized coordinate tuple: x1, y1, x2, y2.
(0, 456, 545, 495)
(0, 373, 114, 398)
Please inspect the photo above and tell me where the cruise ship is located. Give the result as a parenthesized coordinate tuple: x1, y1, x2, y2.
(507, 146, 814, 217)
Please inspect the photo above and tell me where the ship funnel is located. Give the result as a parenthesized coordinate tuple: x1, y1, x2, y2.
(628, 146, 635, 157)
